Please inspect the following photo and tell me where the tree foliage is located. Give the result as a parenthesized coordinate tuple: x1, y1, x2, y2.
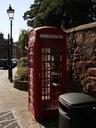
(18, 29, 28, 56)
(23, 0, 96, 29)
(17, 57, 28, 81)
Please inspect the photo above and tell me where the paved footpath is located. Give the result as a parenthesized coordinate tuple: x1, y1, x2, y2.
(0, 68, 45, 128)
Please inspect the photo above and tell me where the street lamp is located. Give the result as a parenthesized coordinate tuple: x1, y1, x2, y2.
(7, 4, 15, 82)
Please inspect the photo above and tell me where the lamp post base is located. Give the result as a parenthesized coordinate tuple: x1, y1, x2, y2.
(10, 79, 13, 83)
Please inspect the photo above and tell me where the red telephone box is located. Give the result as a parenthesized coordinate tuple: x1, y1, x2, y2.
(28, 26, 67, 120)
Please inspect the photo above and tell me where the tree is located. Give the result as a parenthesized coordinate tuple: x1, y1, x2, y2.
(18, 29, 28, 56)
(23, 0, 96, 29)
(63, 0, 96, 28)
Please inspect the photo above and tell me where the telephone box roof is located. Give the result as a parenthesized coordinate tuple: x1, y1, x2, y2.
(30, 26, 66, 33)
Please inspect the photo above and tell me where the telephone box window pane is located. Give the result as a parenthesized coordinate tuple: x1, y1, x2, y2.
(42, 48, 50, 54)
(30, 68, 32, 75)
(30, 54, 32, 62)
(30, 47, 32, 54)
(30, 62, 32, 68)
(42, 55, 50, 61)
(45, 48, 50, 54)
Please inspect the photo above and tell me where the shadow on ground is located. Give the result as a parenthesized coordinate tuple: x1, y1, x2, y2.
(38, 115, 59, 128)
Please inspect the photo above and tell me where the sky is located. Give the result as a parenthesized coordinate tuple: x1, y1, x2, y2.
(0, 0, 34, 42)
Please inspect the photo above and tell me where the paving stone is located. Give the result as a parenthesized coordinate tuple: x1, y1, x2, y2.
(0, 110, 22, 128)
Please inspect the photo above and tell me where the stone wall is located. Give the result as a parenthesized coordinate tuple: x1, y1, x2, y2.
(66, 22, 96, 59)
(65, 22, 96, 96)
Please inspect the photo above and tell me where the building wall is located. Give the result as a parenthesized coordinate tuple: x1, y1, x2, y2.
(0, 33, 9, 59)
(0, 33, 22, 60)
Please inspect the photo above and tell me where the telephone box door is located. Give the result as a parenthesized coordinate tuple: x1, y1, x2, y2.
(39, 46, 66, 117)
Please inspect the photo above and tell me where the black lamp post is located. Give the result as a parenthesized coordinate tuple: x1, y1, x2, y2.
(7, 4, 15, 82)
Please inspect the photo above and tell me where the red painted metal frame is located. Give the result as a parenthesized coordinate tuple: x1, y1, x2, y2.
(28, 26, 67, 120)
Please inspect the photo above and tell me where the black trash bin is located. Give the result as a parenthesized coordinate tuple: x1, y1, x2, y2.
(59, 92, 96, 128)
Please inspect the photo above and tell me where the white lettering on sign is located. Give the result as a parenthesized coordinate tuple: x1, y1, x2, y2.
(40, 34, 63, 39)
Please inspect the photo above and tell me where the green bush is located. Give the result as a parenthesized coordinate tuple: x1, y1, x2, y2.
(17, 57, 28, 68)
(17, 57, 28, 81)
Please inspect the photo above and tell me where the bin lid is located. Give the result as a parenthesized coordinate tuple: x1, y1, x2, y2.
(59, 92, 96, 107)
